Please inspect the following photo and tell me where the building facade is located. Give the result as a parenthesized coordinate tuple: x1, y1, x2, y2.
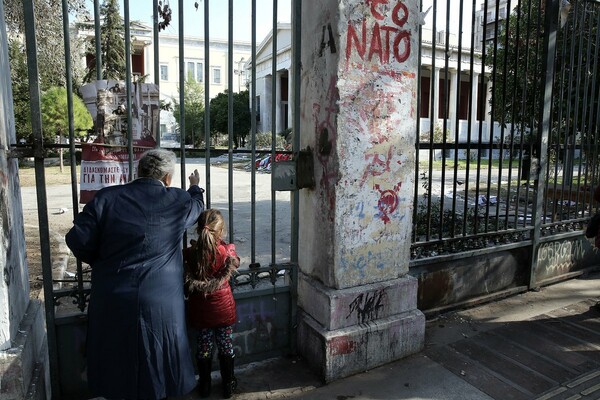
(74, 19, 252, 139)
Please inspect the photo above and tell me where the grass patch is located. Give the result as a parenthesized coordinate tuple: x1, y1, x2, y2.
(19, 165, 79, 187)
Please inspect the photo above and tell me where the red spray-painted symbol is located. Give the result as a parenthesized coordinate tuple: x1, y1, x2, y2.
(374, 182, 402, 224)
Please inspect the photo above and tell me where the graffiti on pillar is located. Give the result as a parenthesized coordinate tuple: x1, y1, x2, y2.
(359, 147, 395, 186)
(375, 182, 402, 224)
(346, 289, 387, 324)
(346, 0, 411, 68)
(319, 23, 337, 56)
(313, 76, 340, 219)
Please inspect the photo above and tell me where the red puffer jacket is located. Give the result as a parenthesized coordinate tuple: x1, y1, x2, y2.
(184, 241, 239, 329)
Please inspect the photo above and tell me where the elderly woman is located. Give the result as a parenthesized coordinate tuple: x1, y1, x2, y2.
(66, 149, 205, 400)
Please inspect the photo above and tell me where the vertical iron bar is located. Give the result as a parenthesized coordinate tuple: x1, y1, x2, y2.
(530, 0, 558, 288)
(178, 0, 186, 189)
(228, 0, 234, 243)
(124, 0, 134, 180)
(290, 0, 302, 355)
(413, 0, 423, 242)
(493, 0, 507, 231)
(463, 0, 477, 237)
(204, 0, 211, 208)
(22, 0, 60, 396)
(251, 0, 257, 262)
(153, 0, 160, 147)
(501, 0, 514, 229)
(439, 2, 450, 241)
(271, 0, 278, 265)
(485, 0, 500, 233)
(426, 0, 437, 242)
(475, 0, 489, 235)
(560, 1, 581, 221)
(61, 0, 86, 312)
(518, 0, 535, 228)
(94, 0, 102, 80)
(451, 0, 464, 239)
(584, 9, 600, 218)
(571, 4, 589, 220)
(508, 0, 523, 229)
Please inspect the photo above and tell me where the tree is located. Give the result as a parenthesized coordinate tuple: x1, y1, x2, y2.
(41, 86, 93, 170)
(4, 0, 87, 142)
(209, 90, 251, 148)
(172, 74, 205, 146)
(84, 0, 126, 82)
(489, 2, 599, 140)
(41, 86, 93, 142)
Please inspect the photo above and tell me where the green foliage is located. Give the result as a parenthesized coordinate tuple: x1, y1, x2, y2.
(253, 131, 287, 150)
(84, 0, 126, 82)
(8, 39, 32, 142)
(4, 0, 86, 142)
(173, 74, 205, 146)
(209, 90, 251, 148)
(41, 87, 93, 142)
(489, 2, 599, 140)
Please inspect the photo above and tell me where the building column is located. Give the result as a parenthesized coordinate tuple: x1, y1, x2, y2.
(449, 69, 458, 135)
(431, 66, 440, 126)
(470, 71, 480, 141)
(275, 71, 283, 134)
(297, 0, 425, 382)
(264, 76, 272, 133)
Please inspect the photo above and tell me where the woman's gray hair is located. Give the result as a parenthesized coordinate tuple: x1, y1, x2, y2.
(137, 149, 176, 180)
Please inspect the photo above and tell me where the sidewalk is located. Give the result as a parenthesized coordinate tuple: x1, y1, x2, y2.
(182, 271, 600, 400)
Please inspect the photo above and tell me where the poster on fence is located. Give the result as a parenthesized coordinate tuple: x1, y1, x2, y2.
(79, 144, 148, 203)
(80, 80, 160, 147)
(78, 80, 159, 203)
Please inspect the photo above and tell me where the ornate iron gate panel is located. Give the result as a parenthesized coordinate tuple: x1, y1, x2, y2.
(11, 0, 301, 398)
(412, 0, 600, 314)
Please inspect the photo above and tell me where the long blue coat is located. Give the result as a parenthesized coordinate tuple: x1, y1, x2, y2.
(66, 178, 205, 400)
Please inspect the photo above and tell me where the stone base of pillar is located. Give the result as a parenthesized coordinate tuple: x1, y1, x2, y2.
(297, 274, 425, 382)
(0, 300, 49, 400)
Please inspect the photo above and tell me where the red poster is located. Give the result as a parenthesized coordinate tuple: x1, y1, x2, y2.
(79, 144, 148, 203)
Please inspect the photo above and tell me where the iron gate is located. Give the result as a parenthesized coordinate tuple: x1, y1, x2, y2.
(412, 0, 600, 314)
(13, 0, 302, 398)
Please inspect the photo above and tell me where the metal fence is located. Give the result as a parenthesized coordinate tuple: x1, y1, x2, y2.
(14, 0, 301, 398)
(411, 0, 600, 312)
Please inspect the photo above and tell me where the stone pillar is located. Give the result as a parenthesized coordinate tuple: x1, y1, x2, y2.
(297, 0, 425, 382)
(0, 3, 49, 398)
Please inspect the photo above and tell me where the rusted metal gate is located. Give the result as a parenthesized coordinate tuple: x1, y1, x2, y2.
(14, 0, 302, 398)
(412, 0, 600, 315)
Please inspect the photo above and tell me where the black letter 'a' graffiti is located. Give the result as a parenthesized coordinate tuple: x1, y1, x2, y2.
(319, 23, 337, 57)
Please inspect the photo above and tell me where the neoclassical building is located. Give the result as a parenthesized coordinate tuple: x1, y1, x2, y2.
(246, 24, 494, 153)
(74, 18, 252, 137)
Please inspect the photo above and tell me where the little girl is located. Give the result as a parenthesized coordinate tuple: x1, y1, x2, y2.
(184, 209, 240, 399)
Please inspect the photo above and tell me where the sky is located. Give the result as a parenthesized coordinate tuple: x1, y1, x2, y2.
(84, 0, 292, 42)
(83, 0, 483, 47)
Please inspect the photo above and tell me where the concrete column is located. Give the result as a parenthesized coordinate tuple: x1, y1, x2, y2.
(264, 76, 272, 133)
(0, 2, 49, 397)
(297, 0, 425, 382)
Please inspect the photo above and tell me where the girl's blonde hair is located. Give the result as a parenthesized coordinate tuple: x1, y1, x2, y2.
(193, 209, 226, 279)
